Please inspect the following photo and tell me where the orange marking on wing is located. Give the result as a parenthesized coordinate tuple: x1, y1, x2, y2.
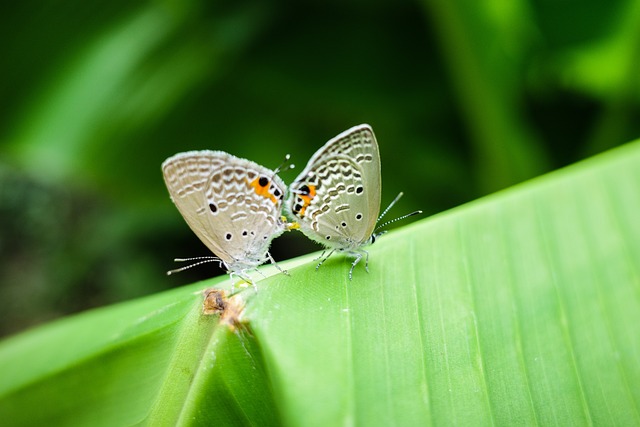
(297, 185, 316, 217)
(248, 178, 278, 204)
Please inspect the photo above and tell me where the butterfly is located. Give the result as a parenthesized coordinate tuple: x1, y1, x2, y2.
(162, 150, 292, 286)
(287, 124, 420, 279)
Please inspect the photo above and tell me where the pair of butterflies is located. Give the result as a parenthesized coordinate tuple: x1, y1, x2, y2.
(162, 124, 418, 284)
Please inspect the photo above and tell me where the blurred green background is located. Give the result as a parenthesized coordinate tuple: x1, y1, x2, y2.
(1, 0, 639, 338)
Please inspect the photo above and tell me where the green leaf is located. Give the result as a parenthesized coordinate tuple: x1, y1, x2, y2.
(1, 140, 639, 425)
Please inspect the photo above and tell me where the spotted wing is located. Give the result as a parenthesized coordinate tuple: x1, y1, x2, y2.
(287, 124, 381, 248)
(162, 150, 286, 269)
(202, 155, 287, 267)
(163, 151, 226, 257)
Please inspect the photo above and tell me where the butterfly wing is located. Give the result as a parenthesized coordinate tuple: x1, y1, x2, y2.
(202, 155, 287, 268)
(163, 150, 227, 258)
(162, 150, 286, 270)
(288, 124, 381, 248)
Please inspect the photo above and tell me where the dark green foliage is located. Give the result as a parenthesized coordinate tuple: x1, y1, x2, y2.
(1, 0, 639, 336)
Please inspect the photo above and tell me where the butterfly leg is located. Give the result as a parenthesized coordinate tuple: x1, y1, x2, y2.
(315, 249, 336, 271)
(348, 252, 364, 281)
(363, 249, 370, 273)
(267, 252, 289, 276)
(313, 250, 327, 262)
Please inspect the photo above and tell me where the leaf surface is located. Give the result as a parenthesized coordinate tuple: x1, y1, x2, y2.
(1, 141, 639, 426)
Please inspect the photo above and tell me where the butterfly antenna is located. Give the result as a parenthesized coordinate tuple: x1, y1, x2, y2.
(374, 210, 422, 233)
(377, 192, 404, 223)
(272, 154, 295, 176)
(167, 256, 222, 275)
(374, 192, 422, 233)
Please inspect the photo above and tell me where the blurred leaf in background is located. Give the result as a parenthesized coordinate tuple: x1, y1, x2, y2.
(1, 0, 639, 337)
